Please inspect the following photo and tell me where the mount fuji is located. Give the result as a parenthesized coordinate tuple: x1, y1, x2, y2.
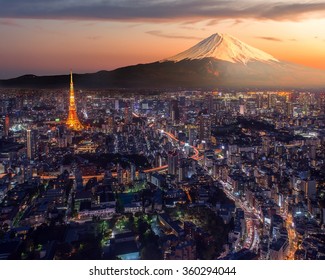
(1, 33, 325, 89)
(163, 33, 279, 65)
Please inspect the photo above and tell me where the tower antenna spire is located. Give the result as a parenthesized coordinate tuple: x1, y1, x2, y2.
(70, 70, 73, 85)
(66, 70, 83, 130)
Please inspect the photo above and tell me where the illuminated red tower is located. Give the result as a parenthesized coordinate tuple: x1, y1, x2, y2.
(4, 114, 9, 137)
(66, 71, 84, 131)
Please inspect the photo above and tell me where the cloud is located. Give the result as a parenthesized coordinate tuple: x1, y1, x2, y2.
(0, 18, 21, 27)
(179, 25, 206, 31)
(0, 1, 325, 22)
(230, 19, 244, 26)
(87, 35, 102, 40)
(256, 36, 283, 42)
(259, 2, 325, 20)
(146, 30, 203, 40)
(206, 19, 220, 26)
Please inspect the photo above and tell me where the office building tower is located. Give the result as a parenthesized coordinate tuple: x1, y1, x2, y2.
(168, 151, 178, 175)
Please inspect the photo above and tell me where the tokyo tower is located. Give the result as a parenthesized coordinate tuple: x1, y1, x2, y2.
(66, 71, 84, 131)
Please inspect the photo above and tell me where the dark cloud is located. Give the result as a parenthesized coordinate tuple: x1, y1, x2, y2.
(0, 1, 325, 22)
(146, 30, 203, 40)
(259, 2, 325, 20)
(256, 36, 283, 42)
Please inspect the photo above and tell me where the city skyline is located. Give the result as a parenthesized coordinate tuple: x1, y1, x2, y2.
(1, 0, 325, 78)
(0, 0, 325, 262)
(1, 85, 324, 260)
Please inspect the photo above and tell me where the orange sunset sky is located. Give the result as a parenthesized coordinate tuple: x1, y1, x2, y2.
(0, 0, 325, 78)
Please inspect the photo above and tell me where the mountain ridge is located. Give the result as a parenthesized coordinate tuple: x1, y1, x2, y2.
(1, 32, 325, 89)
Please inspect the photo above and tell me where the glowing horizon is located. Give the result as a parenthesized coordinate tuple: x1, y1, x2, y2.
(1, 0, 325, 79)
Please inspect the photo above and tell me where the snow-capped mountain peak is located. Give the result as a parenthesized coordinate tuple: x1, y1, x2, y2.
(163, 33, 279, 64)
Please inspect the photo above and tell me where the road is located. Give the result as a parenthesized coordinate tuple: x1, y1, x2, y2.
(162, 130, 201, 161)
(283, 213, 298, 259)
(221, 181, 260, 253)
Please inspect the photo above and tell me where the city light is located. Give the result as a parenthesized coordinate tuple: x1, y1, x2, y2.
(0, 11, 324, 263)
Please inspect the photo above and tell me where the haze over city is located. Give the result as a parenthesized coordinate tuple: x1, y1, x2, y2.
(1, 0, 325, 78)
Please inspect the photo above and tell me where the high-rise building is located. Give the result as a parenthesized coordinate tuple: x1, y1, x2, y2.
(0, 115, 5, 138)
(179, 96, 186, 107)
(66, 72, 84, 131)
(168, 151, 178, 175)
(74, 168, 83, 190)
(199, 114, 211, 142)
(188, 125, 197, 146)
(117, 164, 123, 185)
(4, 114, 9, 137)
(178, 159, 188, 182)
(207, 94, 214, 114)
(130, 163, 136, 182)
(124, 104, 132, 124)
(170, 100, 180, 124)
(239, 104, 245, 115)
(107, 115, 115, 133)
(286, 102, 293, 117)
(267, 93, 271, 109)
(309, 145, 316, 160)
(115, 99, 120, 111)
(257, 93, 263, 109)
(26, 129, 38, 160)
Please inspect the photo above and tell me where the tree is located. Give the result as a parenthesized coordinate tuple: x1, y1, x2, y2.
(126, 215, 136, 231)
(137, 218, 149, 236)
(54, 243, 73, 260)
(140, 243, 162, 260)
(115, 196, 124, 213)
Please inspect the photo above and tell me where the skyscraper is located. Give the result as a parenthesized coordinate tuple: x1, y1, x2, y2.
(26, 129, 38, 160)
(188, 125, 197, 146)
(199, 114, 211, 142)
(178, 158, 188, 182)
(117, 163, 123, 185)
(107, 115, 115, 133)
(130, 163, 136, 182)
(168, 151, 178, 175)
(239, 104, 246, 115)
(286, 102, 293, 117)
(207, 94, 214, 114)
(4, 114, 9, 137)
(170, 100, 180, 124)
(124, 104, 132, 124)
(66, 72, 84, 131)
(115, 99, 120, 111)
